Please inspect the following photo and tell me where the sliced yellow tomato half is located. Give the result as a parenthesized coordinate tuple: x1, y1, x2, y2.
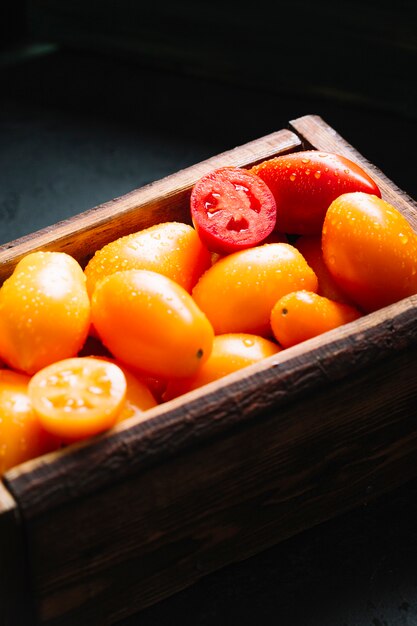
(28, 357, 127, 441)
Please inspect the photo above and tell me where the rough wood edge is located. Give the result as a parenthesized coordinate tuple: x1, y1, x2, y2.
(0, 129, 301, 284)
(18, 341, 417, 625)
(0, 482, 35, 625)
(4, 114, 417, 512)
(289, 114, 417, 228)
(6, 294, 417, 519)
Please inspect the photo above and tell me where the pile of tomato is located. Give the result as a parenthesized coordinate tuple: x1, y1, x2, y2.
(1, 150, 417, 475)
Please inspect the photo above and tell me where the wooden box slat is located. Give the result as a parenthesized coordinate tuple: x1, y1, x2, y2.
(0, 129, 301, 284)
(1, 115, 417, 625)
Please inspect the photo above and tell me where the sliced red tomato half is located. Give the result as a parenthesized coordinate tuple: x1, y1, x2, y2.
(190, 167, 277, 254)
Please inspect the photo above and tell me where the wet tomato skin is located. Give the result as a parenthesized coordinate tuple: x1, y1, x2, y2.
(0, 252, 90, 375)
(322, 193, 417, 312)
(190, 167, 277, 254)
(295, 235, 355, 305)
(28, 357, 127, 441)
(192, 243, 318, 336)
(91, 269, 214, 379)
(271, 290, 362, 348)
(251, 151, 381, 235)
(164, 333, 281, 400)
(0, 369, 60, 475)
(85, 356, 158, 423)
(84, 221, 211, 297)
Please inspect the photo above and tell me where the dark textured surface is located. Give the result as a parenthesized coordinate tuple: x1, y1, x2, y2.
(0, 43, 416, 245)
(1, 41, 417, 626)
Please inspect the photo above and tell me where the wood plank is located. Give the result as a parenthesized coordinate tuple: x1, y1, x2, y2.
(15, 333, 417, 624)
(0, 129, 301, 285)
(5, 293, 417, 520)
(289, 114, 417, 228)
(3, 115, 417, 624)
(0, 482, 34, 625)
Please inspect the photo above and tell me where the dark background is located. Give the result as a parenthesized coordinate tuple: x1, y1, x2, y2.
(1, 2, 417, 625)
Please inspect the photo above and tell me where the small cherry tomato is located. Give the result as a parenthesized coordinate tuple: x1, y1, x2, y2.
(164, 333, 281, 400)
(91, 269, 214, 379)
(0, 370, 60, 475)
(0, 252, 91, 375)
(86, 357, 158, 423)
(322, 193, 417, 312)
(28, 357, 127, 441)
(192, 243, 318, 336)
(295, 235, 355, 305)
(251, 151, 381, 235)
(84, 221, 211, 297)
(190, 167, 277, 254)
(270, 290, 362, 348)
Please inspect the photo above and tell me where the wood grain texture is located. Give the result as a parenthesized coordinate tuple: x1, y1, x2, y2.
(12, 325, 417, 624)
(289, 114, 417, 229)
(2, 115, 417, 625)
(5, 295, 417, 518)
(0, 129, 301, 285)
(0, 483, 34, 625)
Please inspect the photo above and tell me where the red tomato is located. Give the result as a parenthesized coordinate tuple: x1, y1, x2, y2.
(190, 167, 277, 254)
(322, 192, 417, 312)
(251, 151, 381, 235)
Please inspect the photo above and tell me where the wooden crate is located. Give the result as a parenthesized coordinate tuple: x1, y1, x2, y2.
(1, 115, 417, 626)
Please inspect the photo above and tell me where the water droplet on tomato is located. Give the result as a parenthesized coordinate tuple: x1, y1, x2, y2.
(305, 169, 311, 175)
(314, 171, 321, 179)
(289, 173, 296, 182)
(399, 233, 408, 244)
(243, 338, 255, 347)
(301, 158, 310, 164)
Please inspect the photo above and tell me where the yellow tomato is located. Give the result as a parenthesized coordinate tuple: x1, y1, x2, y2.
(85, 356, 158, 423)
(192, 243, 318, 336)
(28, 357, 127, 441)
(84, 221, 211, 297)
(322, 193, 417, 312)
(0, 252, 90, 375)
(271, 290, 362, 348)
(91, 269, 214, 379)
(0, 369, 60, 475)
(164, 333, 281, 400)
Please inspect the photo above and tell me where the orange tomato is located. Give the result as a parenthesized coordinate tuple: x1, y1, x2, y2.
(295, 235, 355, 305)
(270, 290, 363, 348)
(164, 333, 280, 400)
(28, 357, 127, 441)
(0, 252, 90, 375)
(91, 269, 214, 379)
(192, 243, 318, 336)
(0, 369, 60, 475)
(86, 357, 158, 423)
(322, 193, 417, 312)
(84, 221, 211, 297)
